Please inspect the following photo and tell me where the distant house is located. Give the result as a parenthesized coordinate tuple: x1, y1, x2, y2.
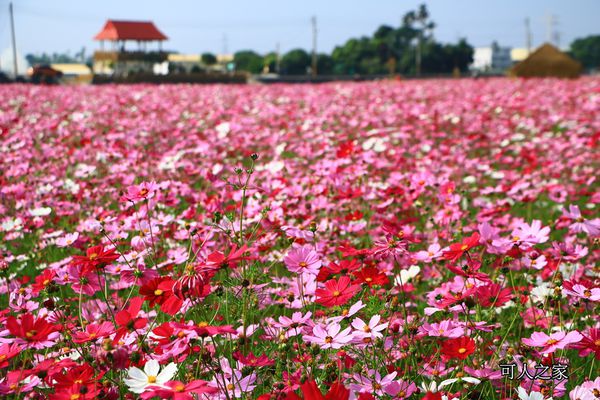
(471, 42, 512, 73)
(509, 43, 582, 78)
(51, 64, 93, 84)
(93, 20, 168, 76)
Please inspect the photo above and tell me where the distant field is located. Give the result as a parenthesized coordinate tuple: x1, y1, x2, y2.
(0, 79, 598, 399)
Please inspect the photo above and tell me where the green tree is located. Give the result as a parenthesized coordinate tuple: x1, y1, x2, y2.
(233, 50, 263, 74)
(280, 49, 311, 75)
(570, 35, 600, 69)
(443, 39, 474, 72)
(263, 52, 279, 73)
(201, 52, 217, 65)
(317, 53, 334, 75)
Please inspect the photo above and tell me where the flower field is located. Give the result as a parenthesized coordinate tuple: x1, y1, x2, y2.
(0, 78, 598, 399)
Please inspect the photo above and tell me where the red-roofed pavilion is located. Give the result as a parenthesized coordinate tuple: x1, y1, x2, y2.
(93, 19, 169, 76)
(94, 20, 168, 42)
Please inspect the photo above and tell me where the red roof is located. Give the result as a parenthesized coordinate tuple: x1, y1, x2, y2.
(94, 20, 168, 41)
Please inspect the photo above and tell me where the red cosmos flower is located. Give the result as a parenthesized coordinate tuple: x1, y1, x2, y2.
(31, 269, 57, 294)
(315, 276, 361, 307)
(422, 392, 443, 400)
(353, 267, 389, 287)
(6, 313, 60, 348)
(114, 297, 147, 344)
(446, 259, 490, 283)
(441, 336, 476, 360)
(326, 259, 361, 275)
(442, 232, 481, 263)
(72, 321, 114, 344)
(284, 379, 349, 400)
(435, 286, 478, 308)
(49, 384, 100, 400)
(71, 245, 119, 274)
(206, 243, 253, 269)
(139, 277, 183, 316)
(180, 321, 237, 337)
(233, 351, 275, 367)
(344, 211, 363, 222)
(0, 343, 21, 368)
(51, 363, 103, 391)
(337, 243, 372, 258)
(475, 283, 513, 307)
(140, 380, 217, 400)
(571, 328, 600, 360)
(336, 140, 355, 158)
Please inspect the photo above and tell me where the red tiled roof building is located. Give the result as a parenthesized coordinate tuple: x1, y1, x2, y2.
(94, 20, 168, 42)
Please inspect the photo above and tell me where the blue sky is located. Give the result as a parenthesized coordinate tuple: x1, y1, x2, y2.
(1, 0, 599, 57)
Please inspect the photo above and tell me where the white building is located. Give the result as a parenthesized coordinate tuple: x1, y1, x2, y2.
(471, 42, 513, 73)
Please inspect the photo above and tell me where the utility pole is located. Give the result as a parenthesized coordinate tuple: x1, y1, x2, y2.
(525, 17, 532, 54)
(311, 16, 317, 77)
(9, 2, 19, 78)
(275, 42, 281, 74)
(222, 33, 228, 55)
(546, 14, 558, 46)
(415, 31, 422, 77)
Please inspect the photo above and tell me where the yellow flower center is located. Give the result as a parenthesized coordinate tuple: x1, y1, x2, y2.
(43, 279, 50, 285)
(175, 383, 186, 392)
(154, 289, 164, 296)
(332, 290, 341, 297)
(198, 321, 208, 327)
(227, 383, 235, 390)
(147, 375, 157, 383)
(299, 261, 307, 268)
(89, 253, 98, 260)
(25, 330, 37, 338)
(546, 339, 558, 345)
(458, 347, 467, 354)
(325, 336, 333, 343)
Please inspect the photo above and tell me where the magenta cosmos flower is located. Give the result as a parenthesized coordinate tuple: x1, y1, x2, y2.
(283, 245, 322, 275)
(303, 322, 353, 349)
(522, 330, 583, 353)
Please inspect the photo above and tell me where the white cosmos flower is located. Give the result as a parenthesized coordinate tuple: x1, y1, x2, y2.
(394, 265, 420, 286)
(124, 360, 177, 394)
(439, 376, 481, 389)
(517, 387, 548, 400)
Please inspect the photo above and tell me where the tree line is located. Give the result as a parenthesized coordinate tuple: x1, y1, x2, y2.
(233, 5, 474, 76)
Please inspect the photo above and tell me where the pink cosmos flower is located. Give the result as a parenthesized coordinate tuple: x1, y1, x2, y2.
(217, 370, 256, 398)
(72, 321, 114, 343)
(303, 322, 353, 349)
(55, 232, 79, 247)
(283, 245, 322, 275)
(349, 370, 399, 396)
(563, 205, 600, 236)
(276, 311, 312, 337)
(120, 181, 159, 203)
(562, 284, 600, 302)
(511, 220, 550, 248)
(414, 243, 443, 262)
(351, 315, 388, 344)
(522, 330, 583, 353)
(420, 320, 464, 338)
